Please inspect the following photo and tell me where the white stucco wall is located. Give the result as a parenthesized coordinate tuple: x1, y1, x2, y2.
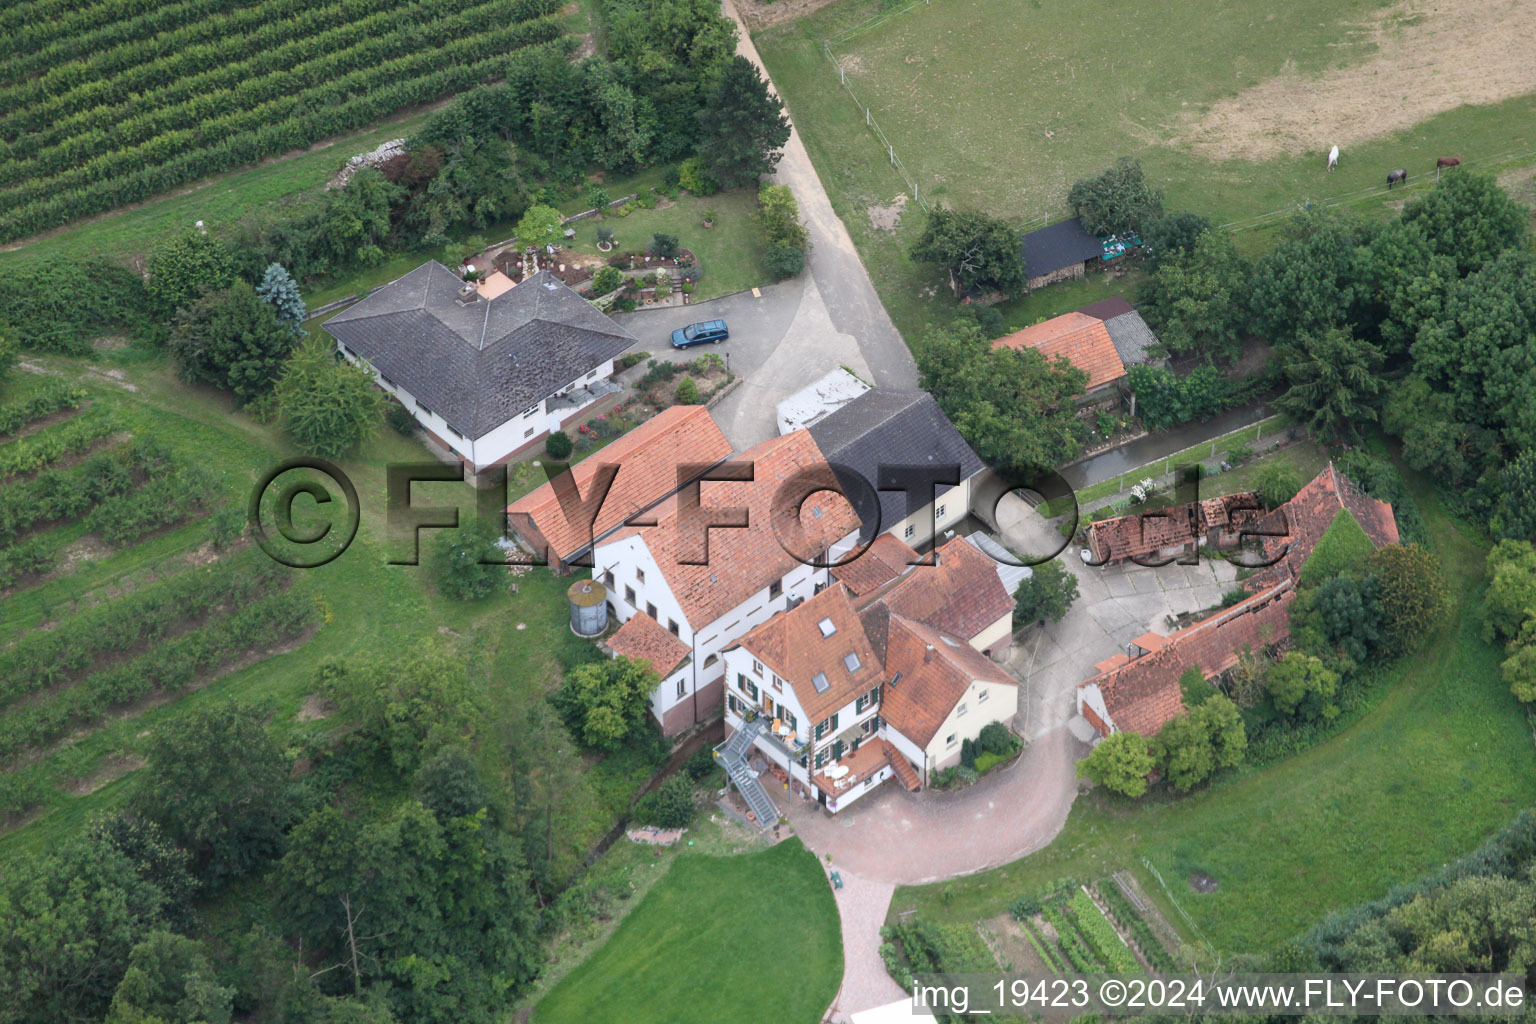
(923, 678, 1019, 771)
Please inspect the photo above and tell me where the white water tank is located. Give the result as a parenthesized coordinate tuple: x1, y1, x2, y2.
(567, 578, 608, 637)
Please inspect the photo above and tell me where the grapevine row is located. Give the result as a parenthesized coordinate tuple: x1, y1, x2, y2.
(0, 0, 500, 135)
(2, 0, 532, 175)
(0, 35, 562, 241)
(0, 413, 119, 481)
(0, 434, 143, 545)
(0, 382, 88, 437)
(0, 537, 60, 591)
(0, 552, 286, 708)
(0, 589, 319, 764)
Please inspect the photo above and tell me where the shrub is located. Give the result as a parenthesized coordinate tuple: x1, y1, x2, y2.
(596, 225, 615, 246)
(387, 402, 418, 436)
(1254, 460, 1303, 508)
(633, 775, 695, 828)
(976, 722, 1016, 756)
(960, 737, 977, 770)
(1076, 731, 1154, 797)
(432, 520, 504, 601)
(678, 156, 720, 196)
(591, 266, 624, 296)
(763, 242, 805, 279)
(585, 183, 611, 210)
(650, 233, 680, 258)
(683, 749, 718, 781)
(674, 376, 700, 404)
(545, 430, 574, 460)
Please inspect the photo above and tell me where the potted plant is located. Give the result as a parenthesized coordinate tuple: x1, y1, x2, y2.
(703, 209, 716, 229)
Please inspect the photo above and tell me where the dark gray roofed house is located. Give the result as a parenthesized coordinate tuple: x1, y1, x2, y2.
(1019, 217, 1102, 291)
(808, 389, 986, 549)
(323, 262, 636, 471)
(1078, 296, 1161, 368)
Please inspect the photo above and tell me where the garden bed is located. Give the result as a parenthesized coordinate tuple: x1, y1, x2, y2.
(632, 354, 733, 411)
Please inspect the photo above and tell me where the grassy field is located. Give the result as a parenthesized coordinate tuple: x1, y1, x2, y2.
(0, 351, 649, 875)
(754, 0, 1536, 339)
(534, 838, 842, 1024)
(892, 464, 1536, 953)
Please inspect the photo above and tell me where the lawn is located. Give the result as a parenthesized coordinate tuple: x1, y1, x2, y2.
(754, 0, 1536, 339)
(891, 464, 1536, 954)
(534, 838, 842, 1024)
(561, 187, 768, 302)
(0, 350, 651, 872)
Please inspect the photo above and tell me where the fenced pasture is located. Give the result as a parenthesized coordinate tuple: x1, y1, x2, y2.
(0, 0, 569, 242)
(756, 0, 1536, 336)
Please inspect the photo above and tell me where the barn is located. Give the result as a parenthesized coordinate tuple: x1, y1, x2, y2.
(1019, 217, 1103, 291)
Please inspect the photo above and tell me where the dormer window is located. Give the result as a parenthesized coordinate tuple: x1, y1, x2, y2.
(817, 618, 836, 637)
(843, 652, 861, 673)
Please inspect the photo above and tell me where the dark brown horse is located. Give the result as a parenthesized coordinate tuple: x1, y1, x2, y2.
(1387, 168, 1408, 189)
(1435, 155, 1462, 181)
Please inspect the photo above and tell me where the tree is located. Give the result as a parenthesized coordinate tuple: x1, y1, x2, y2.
(82, 812, 198, 931)
(1067, 157, 1164, 236)
(433, 519, 506, 602)
(1503, 635, 1536, 704)
(917, 319, 1088, 475)
(1125, 362, 1236, 431)
(697, 55, 791, 188)
(415, 746, 493, 823)
(1137, 230, 1249, 361)
(1012, 558, 1080, 627)
(550, 656, 658, 751)
(279, 800, 539, 1024)
(1076, 731, 1155, 798)
(1195, 692, 1247, 769)
(1293, 573, 1384, 671)
(1152, 693, 1245, 791)
(674, 375, 700, 403)
(318, 640, 484, 772)
(106, 931, 233, 1024)
(1366, 544, 1448, 653)
(1492, 450, 1536, 543)
(0, 835, 174, 1024)
(169, 283, 300, 405)
(130, 703, 293, 884)
(1398, 170, 1528, 278)
(256, 262, 306, 334)
(146, 230, 237, 314)
(1246, 210, 1367, 346)
(275, 346, 383, 458)
(1274, 326, 1384, 443)
(756, 184, 806, 248)
(545, 430, 574, 459)
(1483, 540, 1536, 643)
(1253, 460, 1303, 509)
(1264, 651, 1341, 721)
(1140, 211, 1211, 268)
(515, 204, 564, 249)
(909, 207, 1026, 298)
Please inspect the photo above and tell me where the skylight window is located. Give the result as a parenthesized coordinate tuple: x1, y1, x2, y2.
(817, 618, 836, 637)
(811, 672, 830, 693)
(843, 652, 861, 672)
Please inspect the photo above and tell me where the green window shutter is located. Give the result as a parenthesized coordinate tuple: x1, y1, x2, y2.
(749, 681, 758, 701)
(830, 712, 839, 731)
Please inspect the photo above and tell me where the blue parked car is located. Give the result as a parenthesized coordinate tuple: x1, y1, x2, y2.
(670, 319, 729, 348)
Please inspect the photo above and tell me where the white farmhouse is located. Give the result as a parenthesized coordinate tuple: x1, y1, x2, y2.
(322, 262, 637, 472)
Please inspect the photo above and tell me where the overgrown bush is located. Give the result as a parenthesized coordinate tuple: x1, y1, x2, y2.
(432, 520, 505, 601)
(545, 430, 573, 460)
(633, 775, 695, 828)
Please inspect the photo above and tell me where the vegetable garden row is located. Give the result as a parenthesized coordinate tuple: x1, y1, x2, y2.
(1010, 879, 1178, 974)
(0, 0, 563, 240)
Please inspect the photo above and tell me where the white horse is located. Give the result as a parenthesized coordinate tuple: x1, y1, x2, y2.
(1327, 145, 1339, 171)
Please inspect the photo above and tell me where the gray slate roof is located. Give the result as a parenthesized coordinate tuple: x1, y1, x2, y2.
(1020, 218, 1102, 278)
(1076, 297, 1160, 367)
(808, 389, 985, 531)
(322, 262, 636, 439)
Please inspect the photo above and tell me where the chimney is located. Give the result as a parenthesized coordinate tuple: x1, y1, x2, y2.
(924, 644, 934, 663)
(455, 281, 481, 306)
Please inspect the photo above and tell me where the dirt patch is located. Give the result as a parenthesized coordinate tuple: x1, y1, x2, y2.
(296, 693, 334, 722)
(53, 535, 117, 577)
(984, 913, 1053, 974)
(571, 32, 597, 61)
(1189, 871, 1218, 893)
(736, 0, 844, 30)
(1498, 165, 1536, 210)
(1182, 0, 1536, 161)
(93, 335, 130, 351)
(868, 193, 908, 231)
(63, 753, 146, 796)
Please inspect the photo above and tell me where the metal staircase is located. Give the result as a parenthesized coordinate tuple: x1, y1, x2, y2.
(716, 718, 777, 827)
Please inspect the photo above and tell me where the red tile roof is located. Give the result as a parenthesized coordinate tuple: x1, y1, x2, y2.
(606, 611, 691, 677)
(993, 312, 1127, 390)
(859, 537, 1014, 642)
(880, 613, 1016, 747)
(1080, 581, 1296, 737)
(608, 430, 861, 627)
(1086, 492, 1260, 563)
(1244, 463, 1400, 591)
(831, 533, 919, 596)
(507, 405, 731, 563)
(739, 584, 885, 722)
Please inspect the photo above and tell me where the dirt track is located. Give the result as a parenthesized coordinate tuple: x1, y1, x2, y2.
(1183, 0, 1536, 160)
